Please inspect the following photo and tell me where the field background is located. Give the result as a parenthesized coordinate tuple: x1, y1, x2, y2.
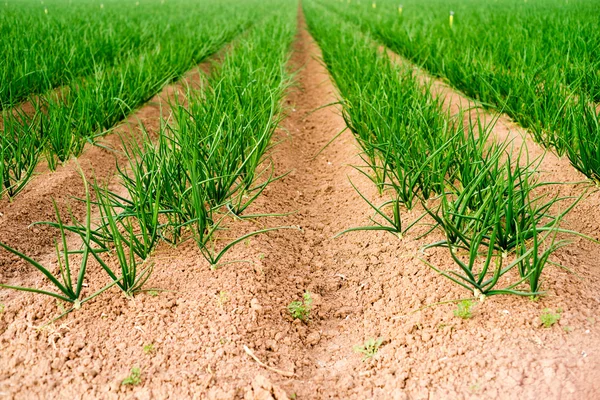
(1, 0, 599, 399)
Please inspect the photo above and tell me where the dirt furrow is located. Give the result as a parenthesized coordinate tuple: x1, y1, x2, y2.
(237, 11, 387, 398)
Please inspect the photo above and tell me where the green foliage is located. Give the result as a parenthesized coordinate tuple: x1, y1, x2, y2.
(353, 337, 383, 361)
(306, 2, 456, 240)
(0, 0, 279, 198)
(305, 0, 586, 297)
(122, 367, 142, 386)
(113, 9, 297, 268)
(540, 308, 562, 328)
(143, 343, 155, 354)
(422, 151, 580, 296)
(0, 170, 156, 307)
(453, 300, 474, 319)
(0, 176, 95, 305)
(316, 0, 600, 182)
(288, 291, 313, 322)
(0, 1, 297, 318)
(0, 110, 42, 199)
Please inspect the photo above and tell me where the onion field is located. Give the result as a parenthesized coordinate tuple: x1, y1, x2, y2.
(1, 0, 599, 398)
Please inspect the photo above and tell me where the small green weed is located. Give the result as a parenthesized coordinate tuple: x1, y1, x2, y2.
(143, 343, 155, 354)
(353, 337, 383, 361)
(540, 308, 562, 328)
(437, 323, 454, 331)
(122, 366, 141, 386)
(453, 300, 474, 319)
(470, 382, 481, 392)
(217, 291, 229, 307)
(288, 291, 313, 322)
(147, 290, 159, 297)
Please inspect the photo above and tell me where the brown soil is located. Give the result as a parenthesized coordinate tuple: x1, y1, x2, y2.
(0, 10, 599, 400)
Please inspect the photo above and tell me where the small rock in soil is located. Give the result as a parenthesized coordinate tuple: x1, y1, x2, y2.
(305, 331, 321, 346)
(250, 298, 262, 311)
(244, 375, 289, 400)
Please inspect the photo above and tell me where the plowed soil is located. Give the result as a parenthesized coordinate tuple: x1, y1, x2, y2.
(0, 10, 599, 400)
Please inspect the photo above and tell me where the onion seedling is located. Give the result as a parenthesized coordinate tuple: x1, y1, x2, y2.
(288, 291, 313, 322)
(353, 337, 383, 361)
(0, 110, 43, 199)
(0, 174, 108, 308)
(307, 4, 462, 237)
(564, 98, 600, 184)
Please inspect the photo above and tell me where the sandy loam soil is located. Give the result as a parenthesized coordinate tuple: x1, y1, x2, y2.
(0, 8, 599, 400)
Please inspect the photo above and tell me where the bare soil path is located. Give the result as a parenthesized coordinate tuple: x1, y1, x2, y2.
(0, 9, 599, 400)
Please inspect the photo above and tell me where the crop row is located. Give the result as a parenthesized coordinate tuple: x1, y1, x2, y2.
(0, 0, 271, 199)
(304, 0, 584, 297)
(2, 0, 161, 108)
(0, 0, 265, 107)
(0, 2, 297, 315)
(319, 0, 600, 183)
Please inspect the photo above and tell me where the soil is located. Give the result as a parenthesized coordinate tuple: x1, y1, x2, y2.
(0, 9, 599, 400)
